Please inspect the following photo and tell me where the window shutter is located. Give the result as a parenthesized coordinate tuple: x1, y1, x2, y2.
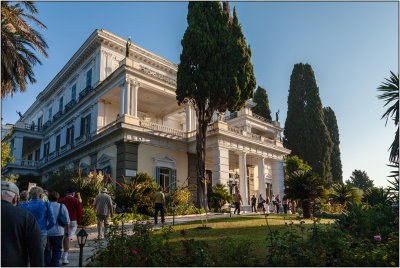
(80, 117, 84, 136)
(87, 114, 91, 135)
(170, 169, 177, 192)
(71, 126, 74, 142)
(154, 166, 160, 185)
(86, 69, 92, 87)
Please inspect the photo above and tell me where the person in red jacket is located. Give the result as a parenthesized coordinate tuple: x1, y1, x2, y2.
(58, 187, 82, 265)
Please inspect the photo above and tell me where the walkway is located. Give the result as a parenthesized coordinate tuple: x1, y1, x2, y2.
(63, 211, 263, 266)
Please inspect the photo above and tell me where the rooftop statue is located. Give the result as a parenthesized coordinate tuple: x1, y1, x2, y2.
(276, 109, 280, 122)
(126, 36, 132, 58)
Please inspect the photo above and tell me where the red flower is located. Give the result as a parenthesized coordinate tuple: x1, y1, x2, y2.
(180, 229, 186, 236)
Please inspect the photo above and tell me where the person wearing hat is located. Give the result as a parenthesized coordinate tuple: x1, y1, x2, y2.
(58, 187, 82, 264)
(93, 187, 114, 239)
(1, 181, 43, 266)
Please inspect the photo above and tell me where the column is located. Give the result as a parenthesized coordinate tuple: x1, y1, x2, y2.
(239, 152, 248, 205)
(124, 82, 130, 115)
(131, 82, 139, 117)
(13, 136, 23, 165)
(271, 159, 285, 198)
(186, 105, 192, 132)
(258, 157, 267, 199)
(97, 100, 105, 129)
(212, 146, 229, 186)
(119, 83, 125, 116)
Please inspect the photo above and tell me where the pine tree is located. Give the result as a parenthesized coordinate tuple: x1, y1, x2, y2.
(283, 63, 333, 182)
(346, 169, 374, 192)
(176, 2, 256, 209)
(323, 107, 343, 183)
(252, 86, 272, 121)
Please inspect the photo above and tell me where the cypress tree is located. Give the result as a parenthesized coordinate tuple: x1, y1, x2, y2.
(283, 63, 333, 182)
(176, 2, 256, 209)
(252, 86, 272, 121)
(323, 107, 343, 183)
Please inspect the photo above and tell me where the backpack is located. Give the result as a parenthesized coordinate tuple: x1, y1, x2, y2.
(57, 203, 68, 227)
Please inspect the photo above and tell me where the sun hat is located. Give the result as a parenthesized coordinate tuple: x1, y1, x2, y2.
(2, 181, 20, 195)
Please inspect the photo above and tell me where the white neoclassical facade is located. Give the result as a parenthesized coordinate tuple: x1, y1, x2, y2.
(3, 29, 290, 209)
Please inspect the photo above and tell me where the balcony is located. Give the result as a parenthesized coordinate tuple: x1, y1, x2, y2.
(53, 111, 63, 122)
(79, 86, 93, 101)
(64, 99, 77, 112)
(42, 120, 52, 130)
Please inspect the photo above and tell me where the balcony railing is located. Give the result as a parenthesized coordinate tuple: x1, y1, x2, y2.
(64, 99, 77, 112)
(79, 86, 93, 101)
(42, 120, 51, 130)
(21, 159, 39, 167)
(252, 112, 272, 123)
(53, 111, 63, 122)
(22, 123, 42, 132)
(139, 120, 185, 138)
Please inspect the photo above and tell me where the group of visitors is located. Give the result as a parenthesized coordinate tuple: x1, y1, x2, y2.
(1, 181, 82, 267)
(235, 191, 295, 215)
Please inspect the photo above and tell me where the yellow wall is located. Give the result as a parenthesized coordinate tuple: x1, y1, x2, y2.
(137, 144, 188, 187)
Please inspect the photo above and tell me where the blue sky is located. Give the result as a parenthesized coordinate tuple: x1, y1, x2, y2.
(1, 1, 398, 187)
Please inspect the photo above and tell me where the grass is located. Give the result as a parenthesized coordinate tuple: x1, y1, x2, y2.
(153, 214, 333, 263)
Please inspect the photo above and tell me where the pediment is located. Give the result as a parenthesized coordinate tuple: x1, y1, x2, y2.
(154, 154, 176, 169)
(98, 154, 113, 166)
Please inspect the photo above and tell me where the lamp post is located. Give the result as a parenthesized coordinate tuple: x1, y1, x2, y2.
(121, 213, 126, 234)
(77, 228, 88, 267)
(172, 204, 176, 225)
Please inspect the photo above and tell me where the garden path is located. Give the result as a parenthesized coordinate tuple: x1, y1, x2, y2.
(63, 211, 263, 266)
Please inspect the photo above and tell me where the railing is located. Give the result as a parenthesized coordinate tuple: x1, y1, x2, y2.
(78, 86, 93, 101)
(15, 159, 39, 167)
(42, 120, 51, 130)
(227, 125, 243, 135)
(64, 99, 77, 112)
(252, 112, 272, 123)
(139, 120, 185, 137)
(22, 123, 42, 132)
(53, 111, 63, 122)
(223, 111, 238, 122)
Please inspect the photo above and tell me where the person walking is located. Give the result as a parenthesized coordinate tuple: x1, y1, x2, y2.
(251, 195, 257, 213)
(265, 197, 270, 214)
(282, 197, 288, 214)
(233, 191, 243, 215)
(1, 181, 43, 267)
(18, 190, 29, 206)
(153, 187, 165, 225)
(20, 186, 56, 265)
(275, 195, 281, 214)
(58, 187, 82, 265)
(93, 188, 114, 239)
(271, 194, 276, 213)
(257, 194, 264, 213)
(45, 191, 70, 267)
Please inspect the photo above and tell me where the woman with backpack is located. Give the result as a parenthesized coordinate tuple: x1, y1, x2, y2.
(45, 191, 70, 267)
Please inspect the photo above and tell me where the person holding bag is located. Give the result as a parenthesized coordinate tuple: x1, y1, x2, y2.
(45, 191, 70, 266)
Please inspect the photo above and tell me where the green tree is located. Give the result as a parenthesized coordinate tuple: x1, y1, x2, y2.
(1, 1, 48, 99)
(323, 107, 343, 183)
(362, 187, 391, 207)
(1, 129, 14, 168)
(345, 169, 374, 191)
(329, 183, 361, 208)
(176, 2, 256, 209)
(283, 63, 333, 182)
(284, 156, 328, 218)
(252, 86, 272, 121)
(208, 183, 233, 212)
(377, 71, 399, 164)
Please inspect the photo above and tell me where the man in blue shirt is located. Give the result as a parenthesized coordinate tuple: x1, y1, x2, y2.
(20, 186, 56, 264)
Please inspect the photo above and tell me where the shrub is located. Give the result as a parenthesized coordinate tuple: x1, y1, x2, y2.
(208, 183, 233, 212)
(80, 207, 97, 226)
(166, 181, 196, 215)
(114, 173, 158, 215)
(72, 169, 114, 208)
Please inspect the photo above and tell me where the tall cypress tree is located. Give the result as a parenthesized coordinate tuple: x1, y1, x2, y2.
(176, 2, 256, 209)
(252, 86, 272, 121)
(284, 63, 333, 182)
(323, 107, 343, 183)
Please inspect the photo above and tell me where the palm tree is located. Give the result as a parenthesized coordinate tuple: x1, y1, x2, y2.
(1, 1, 48, 99)
(329, 183, 362, 208)
(377, 71, 399, 163)
(362, 187, 391, 207)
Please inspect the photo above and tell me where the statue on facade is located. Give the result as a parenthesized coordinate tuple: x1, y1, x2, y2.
(276, 109, 280, 122)
(126, 36, 132, 58)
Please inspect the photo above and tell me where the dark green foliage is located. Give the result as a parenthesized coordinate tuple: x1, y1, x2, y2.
(176, 2, 256, 209)
(345, 169, 374, 191)
(214, 238, 258, 266)
(42, 167, 76, 198)
(283, 63, 333, 182)
(208, 183, 233, 212)
(362, 187, 391, 206)
(323, 107, 343, 183)
(329, 183, 362, 207)
(377, 71, 399, 163)
(16, 173, 41, 191)
(252, 86, 272, 121)
(284, 156, 328, 218)
(80, 207, 97, 226)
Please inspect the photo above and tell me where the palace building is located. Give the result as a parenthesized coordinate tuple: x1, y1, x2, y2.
(2, 29, 290, 210)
